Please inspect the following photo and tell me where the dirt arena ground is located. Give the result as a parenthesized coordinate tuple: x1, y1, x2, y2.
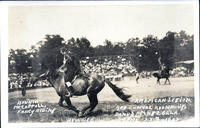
(8, 76, 194, 122)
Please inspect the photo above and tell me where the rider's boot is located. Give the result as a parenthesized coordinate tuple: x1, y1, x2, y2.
(66, 82, 74, 97)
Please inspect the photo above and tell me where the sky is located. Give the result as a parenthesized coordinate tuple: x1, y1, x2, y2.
(8, 4, 194, 50)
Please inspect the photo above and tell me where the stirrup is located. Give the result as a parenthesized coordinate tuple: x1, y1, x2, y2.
(65, 93, 71, 97)
(65, 92, 73, 97)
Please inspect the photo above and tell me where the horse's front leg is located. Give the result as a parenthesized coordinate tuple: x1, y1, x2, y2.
(58, 96, 64, 106)
(157, 78, 160, 85)
(63, 96, 79, 114)
(167, 78, 171, 85)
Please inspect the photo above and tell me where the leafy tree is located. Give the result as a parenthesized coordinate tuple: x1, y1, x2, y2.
(8, 49, 16, 73)
(94, 45, 107, 56)
(8, 30, 193, 75)
(124, 38, 140, 55)
(103, 39, 114, 55)
(142, 35, 159, 70)
(113, 42, 125, 55)
(174, 31, 194, 61)
(38, 35, 64, 72)
(8, 49, 31, 74)
(93, 40, 115, 56)
(124, 38, 141, 72)
(127, 36, 160, 72)
(66, 37, 92, 58)
(158, 31, 175, 69)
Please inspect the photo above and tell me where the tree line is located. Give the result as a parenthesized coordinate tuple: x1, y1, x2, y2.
(8, 30, 194, 74)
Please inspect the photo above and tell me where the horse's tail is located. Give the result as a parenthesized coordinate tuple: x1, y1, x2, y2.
(105, 79, 131, 102)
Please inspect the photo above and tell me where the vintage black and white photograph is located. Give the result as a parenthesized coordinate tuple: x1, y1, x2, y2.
(3, 1, 199, 127)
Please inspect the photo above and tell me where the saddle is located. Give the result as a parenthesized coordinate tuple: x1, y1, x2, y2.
(161, 70, 169, 77)
(71, 73, 89, 83)
(65, 73, 89, 97)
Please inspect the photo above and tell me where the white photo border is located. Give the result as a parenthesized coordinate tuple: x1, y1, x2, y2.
(1, 0, 199, 127)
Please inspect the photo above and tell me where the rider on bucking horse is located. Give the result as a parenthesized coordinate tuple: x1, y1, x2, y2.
(39, 48, 81, 97)
(59, 48, 81, 97)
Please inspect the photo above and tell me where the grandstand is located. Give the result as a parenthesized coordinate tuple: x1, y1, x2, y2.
(8, 55, 194, 91)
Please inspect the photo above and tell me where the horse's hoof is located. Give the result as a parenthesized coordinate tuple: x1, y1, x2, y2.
(58, 103, 63, 107)
(75, 110, 80, 114)
(78, 111, 84, 117)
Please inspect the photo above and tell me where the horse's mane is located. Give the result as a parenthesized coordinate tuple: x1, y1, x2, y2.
(38, 68, 60, 80)
(50, 69, 61, 79)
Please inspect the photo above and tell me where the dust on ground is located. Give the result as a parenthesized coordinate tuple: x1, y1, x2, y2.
(8, 76, 194, 122)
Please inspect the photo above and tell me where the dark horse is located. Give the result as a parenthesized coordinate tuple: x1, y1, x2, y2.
(152, 68, 171, 85)
(29, 64, 131, 117)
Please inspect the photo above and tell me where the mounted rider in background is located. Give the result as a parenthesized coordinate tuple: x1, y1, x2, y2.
(158, 56, 167, 76)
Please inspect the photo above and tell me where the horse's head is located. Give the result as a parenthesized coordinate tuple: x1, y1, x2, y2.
(29, 73, 44, 86)
(29, 69, 53, 83)
(152, 73, 159, 77)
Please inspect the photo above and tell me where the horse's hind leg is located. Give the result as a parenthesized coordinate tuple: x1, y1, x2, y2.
(87, 93, 98, 113)
(136, 77, 139, 84)
(63, 96, 79, 114)
(164, 78, 167, 85)
(167, 78, 171, 85)
(79, 93, 98, 117)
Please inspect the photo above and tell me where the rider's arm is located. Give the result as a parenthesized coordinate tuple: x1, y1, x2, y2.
(63, 55, 66, 64)
(58, 55, 67, 72)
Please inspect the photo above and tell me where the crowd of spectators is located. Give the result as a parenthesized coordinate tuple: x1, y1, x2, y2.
(171, 67, 194, 77)
(80, 55, 136, 76)
(8, 73, 50, 91)
(8, 55, 194, 91)
(80, 56, 138, 81)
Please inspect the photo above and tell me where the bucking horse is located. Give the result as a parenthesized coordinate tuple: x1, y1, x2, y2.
(29, 53, 131, 117)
